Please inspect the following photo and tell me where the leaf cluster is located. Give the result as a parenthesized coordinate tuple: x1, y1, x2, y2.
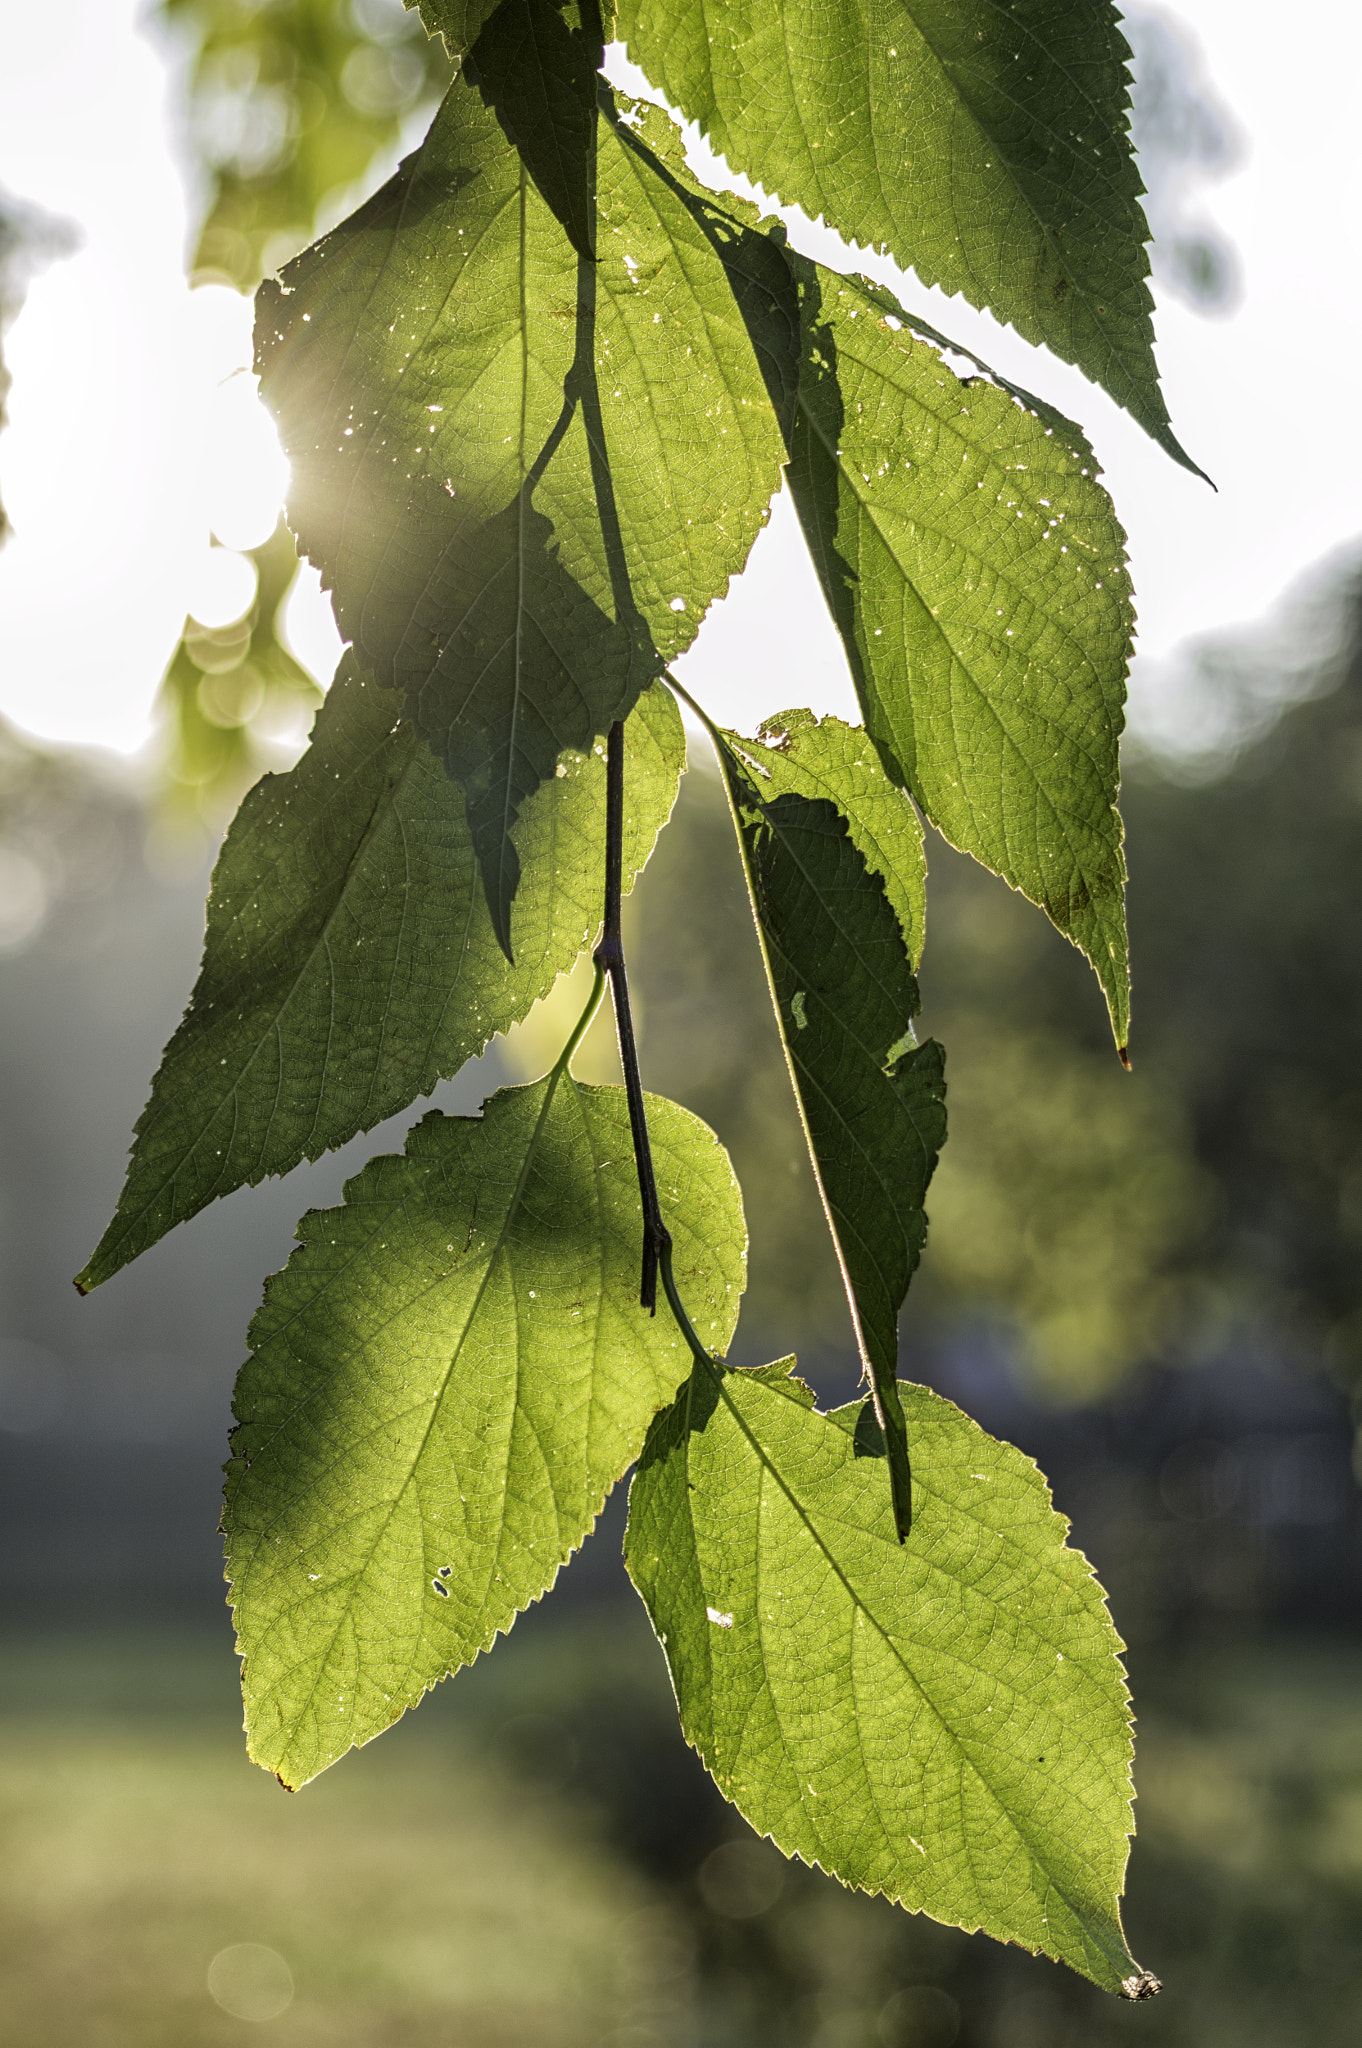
(84, 0, 1202, 1998)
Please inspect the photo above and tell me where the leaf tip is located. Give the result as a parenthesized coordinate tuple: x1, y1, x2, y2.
(1156, 420, 1215, 492)
(1117, 1045, 1132, 1072)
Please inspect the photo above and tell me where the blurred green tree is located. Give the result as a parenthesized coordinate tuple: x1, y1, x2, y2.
(0, 187, 78, 547)
(151, 0, 453, 817)
(1127, 579, 1362, 1395)
(163, 0, 453, 293)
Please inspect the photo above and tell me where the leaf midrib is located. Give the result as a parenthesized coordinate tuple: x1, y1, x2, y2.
(794, 365, 1126, 933)
(666, 0, 1153, 411)
(96, 732, 425, 1273)
(244, 1079, 575, 1768)
(697, 1364, 1132, 1966)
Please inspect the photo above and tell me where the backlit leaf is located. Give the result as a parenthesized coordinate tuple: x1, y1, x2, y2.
(77, 666, 682, 1292)
(787, 267, 1134, 1046)
(717, 726, 945, 1537)
(617, 0, 1200, 471)
(465, 0, 601, 261)
(228, 1075, 746, 1788)
(256, 74, 788, 945)
(721, 708, 927, 965)
(625, 1359, 1154, 1997)
(411, 0, 515, 55)
(594, 125, 1135, 1045)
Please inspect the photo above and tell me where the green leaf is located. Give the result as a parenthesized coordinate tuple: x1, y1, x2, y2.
(226, 1074, 746, 1789)
(465, 0, 601, 262)
(412, 0, 619, 57)
(787, 266, 1134, 1047)
(716, 726, 946, 1538)
(578, 118, 1134, 1044)
(76, 665, 682, 1293)
(601, 95, 801, 435)
(256, 74, 788, 947)
(722, 708, 927, 965)
(410, 0, 506, 56)
(616, 0, 1200, 472)
(625, 1360, 1155, 1998)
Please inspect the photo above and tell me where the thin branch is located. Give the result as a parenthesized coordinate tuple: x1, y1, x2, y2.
(594, 717, 672, 1312)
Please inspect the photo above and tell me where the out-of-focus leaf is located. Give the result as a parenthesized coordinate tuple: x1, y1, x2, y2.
(256, 77, 788, 947)
(625, 1359, 1154, 1997)
(157, 520, 321, 818)
(923, 1020, 1204, 1399)
(787, 267, 1135, 1048)
(616, 0, 1200, 473)
(77, 669, 683, 1292)
(162, 0, 454, 292)
(717, 727, 945, 1536)
(227, 1075, 746, 1788)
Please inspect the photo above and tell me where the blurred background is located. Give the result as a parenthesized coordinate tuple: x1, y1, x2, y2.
(2, 4, 1361, 2045)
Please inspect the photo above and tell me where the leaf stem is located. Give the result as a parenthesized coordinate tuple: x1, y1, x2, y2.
(664, 673, 724, 749)
(666, 672, 918, 1538)
(657, 1239, 723, 1374)
(552, 960, 607, 1082)
(594, 717, 672, 1312)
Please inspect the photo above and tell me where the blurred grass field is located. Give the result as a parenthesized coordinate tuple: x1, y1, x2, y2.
(4, 1614, 1362, 2047)
(0, 1623, 687, 2048)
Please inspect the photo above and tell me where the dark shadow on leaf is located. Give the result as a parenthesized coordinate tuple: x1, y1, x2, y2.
(718, 751, 948, 1540)
(602, 91, 801, 439)
(404, 490, 641, 954)
(637, 1362, 723, 1484)
(467, 0, 600, 260)
(383, 154, 663, 958)
(852, 1398, 887, 1460)
(777, 270, 904, 784)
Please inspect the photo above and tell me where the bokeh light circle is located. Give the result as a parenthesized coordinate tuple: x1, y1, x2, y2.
(206, 1943, 294, 2022)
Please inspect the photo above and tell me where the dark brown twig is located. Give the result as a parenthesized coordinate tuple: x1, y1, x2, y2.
(593, 718, 672, 1312)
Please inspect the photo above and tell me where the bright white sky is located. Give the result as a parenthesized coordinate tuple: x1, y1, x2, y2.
(0, 0, 1358, 756)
